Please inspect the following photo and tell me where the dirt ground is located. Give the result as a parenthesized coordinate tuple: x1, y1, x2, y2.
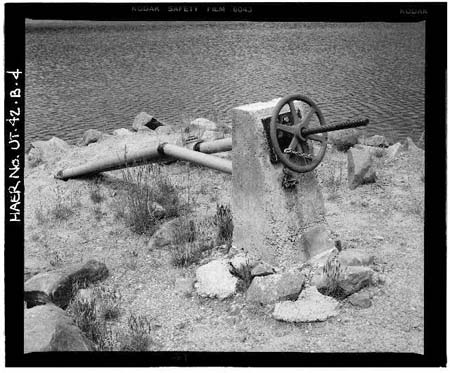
(24, 130, 424, 353)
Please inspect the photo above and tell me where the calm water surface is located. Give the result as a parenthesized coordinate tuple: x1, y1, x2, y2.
(25, 21, 425, 144)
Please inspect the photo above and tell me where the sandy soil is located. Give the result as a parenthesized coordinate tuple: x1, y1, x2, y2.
(24, 130, 424, 353)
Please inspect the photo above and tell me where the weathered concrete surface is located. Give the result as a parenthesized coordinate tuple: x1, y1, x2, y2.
(232, 98, 327, 268)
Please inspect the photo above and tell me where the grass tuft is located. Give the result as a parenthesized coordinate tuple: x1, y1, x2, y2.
(214, 204, 233, 246)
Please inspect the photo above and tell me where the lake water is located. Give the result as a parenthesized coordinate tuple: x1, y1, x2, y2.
(25, 21, 425, 145)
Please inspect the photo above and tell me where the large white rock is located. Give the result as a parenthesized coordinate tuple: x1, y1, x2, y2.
(195, 259, 238, 299)
(385, 142, 403, 161)
(190, 118, 218, 131)
(273, 286, 339, 323)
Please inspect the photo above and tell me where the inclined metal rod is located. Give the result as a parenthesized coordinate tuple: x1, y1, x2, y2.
(55, 141, 232, 180)
(302, 118, 369, 137)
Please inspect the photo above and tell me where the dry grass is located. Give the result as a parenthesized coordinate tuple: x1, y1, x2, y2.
(119, 163, 182, 235)
(214, 203, 233, 246)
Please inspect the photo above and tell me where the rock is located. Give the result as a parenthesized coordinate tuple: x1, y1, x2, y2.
(273, 286, 339, 322)
(359, 135, 389, 148)
(300, 225, 335, 261)
(347, 148, 377, 189)
(174, 277, 195, 297)
(24, 304, 94, 352)
(310, 267, 328, 290)
(385, 142, 403, 161)
(403, 137, 423, 153)
(150, 202, 166, 219)
(190, 118, 218, 132)
(24, 260, 109, 308)
(251, 262, 276, 277)
(348, 292, 372, 308)
(328, 128, 360, 152)
(195, 259, 238, 299)
(337, 249, 375, 267)
(148, 218, 180, 249)
(354, 144, 385, 158)
(230, 253, 251, 272)
(338, 266, 374, 296)
(27, 137, 71, 166)
(246, 270, 305, 305)
(80, 129, 103, 146)
(112, 128, 132, 136)
(132, 112, 164, 131)
(201, 130, 224, 142)
(154, 125, 175, 135)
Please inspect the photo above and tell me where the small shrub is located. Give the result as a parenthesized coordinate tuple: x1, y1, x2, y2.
(49, 251, 63, 267)
(35, 203, 47, 225)
(89, 183, 104, 204)
(92, 206, 103, 221)
(119, 313, 152, 351)
(171, 241, 203, 268)
(96, 286, 121, 321)
(120, 164, 181, 235)
(50, 187, 77, 221)
(320, 253, 347, 300)
(214, 204, 233, 246)
(230, 260, 253, 293)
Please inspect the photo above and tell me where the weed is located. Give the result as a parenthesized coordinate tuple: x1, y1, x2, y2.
(35, 202, 47, 225)
(230, 260, 253, 293)
(50, 186, 76, 221)
(92, 205, 103, 221)
(119, 314, 152, 351)
(214, 204, 233, 246)
(120, 163, 181, 235)
(49, 251, 63, 267)
(89, 183, 104, 204)
(96, 286, 121, 321)
(320, 253, 347, 300)
(171, 241, 203, 268)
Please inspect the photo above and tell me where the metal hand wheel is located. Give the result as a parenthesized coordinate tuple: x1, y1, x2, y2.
(269, 93, 327, 173)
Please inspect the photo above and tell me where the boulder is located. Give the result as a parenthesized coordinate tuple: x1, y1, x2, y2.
(112, 128, 132, 136)
(132, 112, 164, 131)
(24, 260, 109, 308)
(353, 144, 385, 158)
(338, 266, 374, 296)
(348, 292, 372, 308)
(24, 304, 94, 352)
(174, 277, 196, 297)
(195, 259, 238, 299)
(148, 218, 180, 249)
(299, 225, 335, 261)
(347, 148, 377, 189)
(251, 262, 276, 277)
(201, 130, 224, 142)
(337, 249, 375, 267)
(27, 137, 71, 166)
(246, 270, 305, 305)
(80, 129, 103, 146)
(154, 125, 175, 135)
(328, 128, 359, 152)
(230, 253, 252, 272)
(359, 135, 389, 148)
(403, 137, 423, 153)
(273, 286, 339, 323)
(190, 118, 218, 132)
(385, 142, 402, 161)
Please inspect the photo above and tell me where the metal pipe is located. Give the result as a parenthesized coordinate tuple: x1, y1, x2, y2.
(189, 138, 232, 153)
(55, 141, 232, 180)
(160, 143, 232, 174)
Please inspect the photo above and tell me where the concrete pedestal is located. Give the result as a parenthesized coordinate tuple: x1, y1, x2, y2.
(232, 98, 330, 269)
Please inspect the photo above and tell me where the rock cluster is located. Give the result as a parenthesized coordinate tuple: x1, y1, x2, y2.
(24, 259, 109, 353)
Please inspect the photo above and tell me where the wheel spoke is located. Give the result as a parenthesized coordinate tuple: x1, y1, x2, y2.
(288, 101, 300, 125)
(276, 123, 296, 135)
(300, 107, 316, 128)
(288, 136, 299, 150)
